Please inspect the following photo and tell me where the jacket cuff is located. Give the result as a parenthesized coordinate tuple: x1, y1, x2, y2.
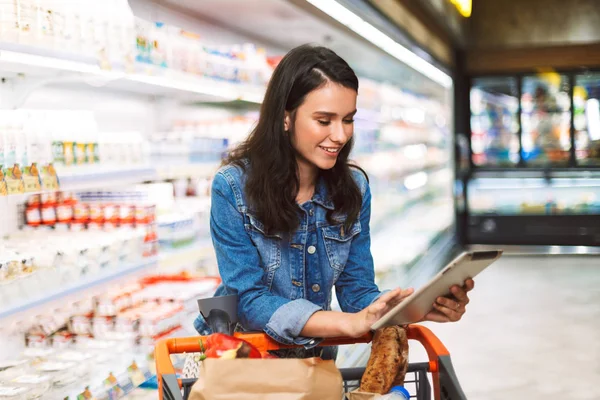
(264, 299, 323, 345)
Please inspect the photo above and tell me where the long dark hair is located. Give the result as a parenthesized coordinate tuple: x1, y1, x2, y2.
(227, 44, 364, 234)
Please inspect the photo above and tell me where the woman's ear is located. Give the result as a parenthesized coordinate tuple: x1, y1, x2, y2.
(284, 111, 291, 132)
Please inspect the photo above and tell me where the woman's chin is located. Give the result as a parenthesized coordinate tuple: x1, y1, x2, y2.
(315, 158, 338, 170)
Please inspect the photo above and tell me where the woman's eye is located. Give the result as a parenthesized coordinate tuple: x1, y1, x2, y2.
(343, 119, 355, 124)
(318, 120, 331, 126)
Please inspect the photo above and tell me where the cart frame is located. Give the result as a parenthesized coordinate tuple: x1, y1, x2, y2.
(155, 325, 466, 400)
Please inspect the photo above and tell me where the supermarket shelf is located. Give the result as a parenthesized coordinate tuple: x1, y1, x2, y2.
(0, 43, 264, 103)
(159, 241, 213, 269)
(155, 162, 221, 180)
(0, 257, 158, 320)
(58, 166, 158, 191)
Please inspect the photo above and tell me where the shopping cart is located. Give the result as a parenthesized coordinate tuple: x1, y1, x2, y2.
(155, 295, 467, 400)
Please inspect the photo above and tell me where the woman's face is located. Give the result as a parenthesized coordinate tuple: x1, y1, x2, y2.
(286, 81, 357, 172)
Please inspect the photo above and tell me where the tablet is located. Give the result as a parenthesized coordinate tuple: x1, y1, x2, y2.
(371, 250, 503, 330)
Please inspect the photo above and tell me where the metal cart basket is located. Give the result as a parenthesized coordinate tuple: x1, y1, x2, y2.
(155, 325, 467, 400)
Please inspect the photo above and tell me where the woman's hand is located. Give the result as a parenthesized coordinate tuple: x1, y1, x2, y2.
(343, 288, 414, 338)
(422, 278, 475, 323)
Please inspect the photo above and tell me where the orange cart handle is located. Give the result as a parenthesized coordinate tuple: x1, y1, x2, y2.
(155, 324, 449, 378)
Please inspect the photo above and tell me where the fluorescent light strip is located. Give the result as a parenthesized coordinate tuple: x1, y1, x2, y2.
(1, 49, 263, 103)
(126, 74, 263, 104)
(306, 0, 452, 88)
(0, 50, 101, 74)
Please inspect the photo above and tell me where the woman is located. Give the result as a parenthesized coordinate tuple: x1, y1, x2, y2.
(194, 44, 474, 357)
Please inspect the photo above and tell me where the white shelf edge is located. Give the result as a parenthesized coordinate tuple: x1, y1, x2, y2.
(58, 167, 158, 191)
(158, 242, 213, 269)
(0, 45, 265, 103)
(0, 257, 158, 320)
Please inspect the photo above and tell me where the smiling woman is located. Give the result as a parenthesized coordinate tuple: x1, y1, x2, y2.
(194, 44, 474, 358)
(227, 44, 363, 234)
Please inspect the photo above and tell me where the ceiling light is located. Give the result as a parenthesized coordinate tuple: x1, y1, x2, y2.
(306, 0, 453, 88)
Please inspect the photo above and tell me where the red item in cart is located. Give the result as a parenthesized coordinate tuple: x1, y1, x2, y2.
(203, 333, 262, 359)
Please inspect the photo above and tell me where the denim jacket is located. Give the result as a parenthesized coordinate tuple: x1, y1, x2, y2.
(194, 160, 382, 346)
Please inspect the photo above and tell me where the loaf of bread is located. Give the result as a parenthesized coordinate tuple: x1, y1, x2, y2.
(359, 326, 409, 394)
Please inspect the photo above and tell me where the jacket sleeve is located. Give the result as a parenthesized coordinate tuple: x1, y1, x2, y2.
(334, 172, 383, 313)
(210, 172, 322, 345)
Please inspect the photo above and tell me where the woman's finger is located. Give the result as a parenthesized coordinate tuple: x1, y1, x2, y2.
(449, 286, 470, 305)
(463, 278, 475, 292)
(436, 296, 463, 311)
(423, 310, 450, 323)
(433, 303, 463, 321)
(374, 288, 402, 305)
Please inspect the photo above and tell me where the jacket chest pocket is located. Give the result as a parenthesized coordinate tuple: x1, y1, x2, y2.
(245, 214, 282, 273)
(321, 221, 361, 274)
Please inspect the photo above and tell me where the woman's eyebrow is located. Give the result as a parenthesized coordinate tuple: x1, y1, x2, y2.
(312, 109, 357, 117)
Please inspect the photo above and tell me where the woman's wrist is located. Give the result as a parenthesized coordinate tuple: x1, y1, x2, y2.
(339, 312, 361, 338)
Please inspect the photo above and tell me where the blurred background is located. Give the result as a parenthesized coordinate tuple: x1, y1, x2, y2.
(0, 0, 598, 399)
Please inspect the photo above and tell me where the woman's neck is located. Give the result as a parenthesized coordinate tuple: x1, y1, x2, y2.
(296, 158, 318, 204)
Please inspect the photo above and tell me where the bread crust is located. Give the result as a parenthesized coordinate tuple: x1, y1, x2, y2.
(359, 326, 409, 394)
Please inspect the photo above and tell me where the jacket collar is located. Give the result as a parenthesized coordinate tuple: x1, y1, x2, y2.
(312, 177, 335, 210)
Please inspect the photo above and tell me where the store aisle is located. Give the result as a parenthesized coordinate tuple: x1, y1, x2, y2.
(411, 255, 600, 400)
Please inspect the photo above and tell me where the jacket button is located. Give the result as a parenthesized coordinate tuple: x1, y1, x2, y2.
(307, 245, 316, 254)
(309, 209, 314, 216)
(311, 284, 320, 293)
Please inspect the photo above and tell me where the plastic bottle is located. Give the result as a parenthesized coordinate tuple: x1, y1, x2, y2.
(0, 0, 20, 43)
(377, 386, 410, 400)
(0, 111, 7, 168)
(4, 111, 18, 168)
(78, 0, 97, 59)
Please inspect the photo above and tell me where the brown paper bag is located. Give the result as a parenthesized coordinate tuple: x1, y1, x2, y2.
(346, 390, 378, 400)
(189, 357, 344, 400)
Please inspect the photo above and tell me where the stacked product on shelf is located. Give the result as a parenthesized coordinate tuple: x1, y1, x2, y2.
(351, 79, 453, 236)
(25, 190, 157, 243)
(150, 115, 256, 167)
(0, 274, 220, 400)
(470, 81, 520, 167)
(0, 0, 275, 88)
(0, 228, 149, 313)
(0, 110, 152, 197)
(573, 75, 600, 164)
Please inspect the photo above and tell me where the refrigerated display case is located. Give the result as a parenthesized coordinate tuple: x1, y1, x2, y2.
(470, 77, 520, 167)
(574, 72, 600, 165)
(521, 74, 572, 166)
(465, 70, 600, 247)
(466, 171, 600, 246)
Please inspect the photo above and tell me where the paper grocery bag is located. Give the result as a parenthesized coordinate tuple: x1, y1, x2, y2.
(189, 357, 344, 400)
(346, 390, 378, 400)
